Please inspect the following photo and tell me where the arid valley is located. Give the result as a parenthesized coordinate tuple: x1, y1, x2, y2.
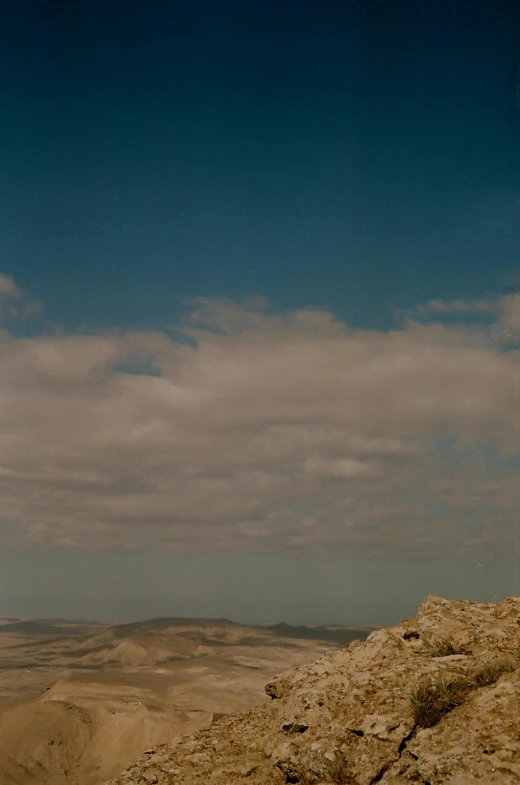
(0, 615, 378, 784)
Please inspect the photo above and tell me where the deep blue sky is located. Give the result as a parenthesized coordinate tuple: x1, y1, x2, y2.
(2, 0, 520, 332)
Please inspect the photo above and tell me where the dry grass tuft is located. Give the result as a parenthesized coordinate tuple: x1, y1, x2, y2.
(410, 678, 471, 728)
(472, 657, 519, 687)
(410, 654, 520, 729)
(419, 636, 468, 658)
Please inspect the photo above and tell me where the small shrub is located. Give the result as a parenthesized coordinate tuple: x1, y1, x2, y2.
(410, 653, 520, 729)
(327, 757, 357, 785)
(472, 657, 518, 687)
(420, 636, 468, 658)
(409, 678, 471, 728)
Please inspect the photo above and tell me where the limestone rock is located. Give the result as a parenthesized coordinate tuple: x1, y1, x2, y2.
(104, 595, 520, 785)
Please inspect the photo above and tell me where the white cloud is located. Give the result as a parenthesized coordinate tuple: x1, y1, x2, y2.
(393, 298, 498, 325)
(0, 272, 42, 322)
(0, 274, 21, 298)
(0, 286, 518, 561)
(395, 291, 520, 348)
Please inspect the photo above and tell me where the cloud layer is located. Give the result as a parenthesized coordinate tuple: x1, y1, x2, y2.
(0, 281, 518, 561)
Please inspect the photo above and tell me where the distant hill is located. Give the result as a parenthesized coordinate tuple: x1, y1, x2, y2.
(0, 616, 380, 671)
(0, 619, 107, 637)
(106, 617, 239, 639)
(264, 621, 381, 645)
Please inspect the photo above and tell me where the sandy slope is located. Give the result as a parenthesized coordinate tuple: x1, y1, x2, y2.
(0, 679, 212, 785)
(0, 671, 212, 784)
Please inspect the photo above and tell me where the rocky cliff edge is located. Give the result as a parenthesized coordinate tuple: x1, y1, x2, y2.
(104, 595, 520, 785)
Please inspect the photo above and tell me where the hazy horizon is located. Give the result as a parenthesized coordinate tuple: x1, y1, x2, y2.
(0, 1, 519, 626)
(0, 548, 517, 627)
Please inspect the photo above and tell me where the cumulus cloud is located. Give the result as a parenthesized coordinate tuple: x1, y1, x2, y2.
(0, 272, 42, 322)
(0, 280, 518, 561)
(393, 298, 499, 327)
(395, 291, 520, 348)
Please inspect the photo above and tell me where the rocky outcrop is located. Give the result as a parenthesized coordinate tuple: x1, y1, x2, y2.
(104, 595, 520, 785)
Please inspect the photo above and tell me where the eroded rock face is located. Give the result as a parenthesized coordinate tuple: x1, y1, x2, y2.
(104, 595, 520, 785)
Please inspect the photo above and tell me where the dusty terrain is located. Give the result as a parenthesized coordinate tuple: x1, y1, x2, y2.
(0, 615, 377, 785)
(106, 595, 520, 785)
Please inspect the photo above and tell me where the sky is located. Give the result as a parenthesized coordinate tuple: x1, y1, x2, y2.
(0, 0, 519, 626)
